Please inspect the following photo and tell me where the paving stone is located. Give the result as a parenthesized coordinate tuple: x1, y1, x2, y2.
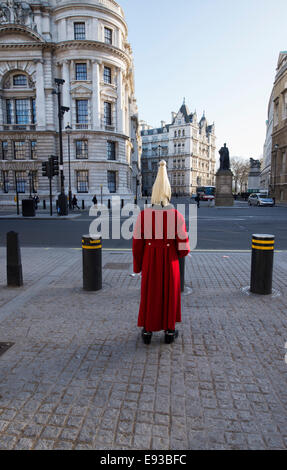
(0, 248, 287, 450)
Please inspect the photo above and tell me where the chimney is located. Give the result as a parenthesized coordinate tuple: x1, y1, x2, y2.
(161, 121, 166, 128)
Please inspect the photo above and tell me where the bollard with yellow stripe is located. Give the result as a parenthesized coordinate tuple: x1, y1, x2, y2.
(82, 235, 102, 291)
(250, 234, 274, 295)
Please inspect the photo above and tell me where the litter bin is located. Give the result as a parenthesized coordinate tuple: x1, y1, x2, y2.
(22, 199, 35, 217)
(82, 235, 102, 291)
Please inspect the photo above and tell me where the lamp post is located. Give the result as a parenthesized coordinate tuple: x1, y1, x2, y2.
(52, 78, 70, 216)
(65, 124, 72, 209)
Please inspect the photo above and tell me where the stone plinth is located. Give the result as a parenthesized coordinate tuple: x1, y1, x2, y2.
(215, 169, 234, 206)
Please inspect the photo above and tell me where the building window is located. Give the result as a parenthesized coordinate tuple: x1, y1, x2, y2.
(104, 66, 112, 84)
(75, 63, 87, 81)
(6, 99, 35, 126)
(274, 100, 279, 127)
(14, 141, 26, 160)
(15, 171, 26, 193)
(74, 22, 86, 40)
(76, 140, 88, 159)
(1, 170, 9, 193)
(1, 141, 8, 160)
(104, 27, 112, 44)
(76, 170, 89, 193)
(30, 141, 37, 159)
(31, 99, 36, 124)
(6, 100, 12, 124)
(104, 101, 112, 126)
(29, 170, 38, 193)
(107, 141, 116, 160)
(15, 99, 30, 124)
(13, 74, 27, 87)
(76, 100, 89, 128)
(107, 170, 116, 193)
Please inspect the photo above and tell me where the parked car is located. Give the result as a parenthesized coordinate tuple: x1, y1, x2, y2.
(248, 193, 275, 207)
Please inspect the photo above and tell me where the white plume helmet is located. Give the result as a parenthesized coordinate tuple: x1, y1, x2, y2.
(151, 160, 171, 206)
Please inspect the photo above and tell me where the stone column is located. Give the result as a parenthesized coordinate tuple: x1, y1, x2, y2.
(92, 60, 101, 129)
(117, 67, 124, 134)
(62, 60, 71, 128)
(35, 59, 46, 130)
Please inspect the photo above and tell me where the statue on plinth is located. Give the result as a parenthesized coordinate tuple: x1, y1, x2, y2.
(219, 143, 230, 171)
(215, 142, 233, 206)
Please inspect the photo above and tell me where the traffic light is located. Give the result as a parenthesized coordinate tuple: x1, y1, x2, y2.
(50, 156, 59, 177)
(42, 161, 50, 178)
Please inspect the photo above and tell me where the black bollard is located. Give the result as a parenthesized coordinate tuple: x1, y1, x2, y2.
(43, 200, 46, 210)
(250, 234, 275, 295)
(82, 235, 102, 291)
(108, 199, 111, 209)
(7, 232, 23, 287)
(82, 200, 85, 210)
(179, 257, 185, 293)
(121, 199, 124, 209)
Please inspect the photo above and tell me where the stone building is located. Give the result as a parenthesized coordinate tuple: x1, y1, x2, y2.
(270, 51, 287, 202)
(0, 0, 141, 207)
(140, 101, 216, 196)
(260, 91, 273, 192)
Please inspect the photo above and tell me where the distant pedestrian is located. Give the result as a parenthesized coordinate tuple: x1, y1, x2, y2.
(195, 194, 200, 208)
(72, 195, 80, 210)
(33, 195, 40, 210)
(92, 195, 98, 206)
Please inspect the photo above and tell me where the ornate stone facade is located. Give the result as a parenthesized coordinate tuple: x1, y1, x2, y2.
(0, 0, 141, 206)
(140, 101, 216, 196)
(270, 51, 287, 203)
(260, 91, 274, 191)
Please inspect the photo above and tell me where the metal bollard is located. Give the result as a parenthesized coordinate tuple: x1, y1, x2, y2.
(7, 232, 23, 287)
(121, 199, 124, 209)
(179, 257, 185, 293)
(250, 234, 275, 295)
(82, 200, 85, 210)
(43, 200, 46, 210)
(82, 235, 102, 291)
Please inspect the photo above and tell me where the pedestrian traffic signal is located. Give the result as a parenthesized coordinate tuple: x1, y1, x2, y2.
(50, 156, 59, 177)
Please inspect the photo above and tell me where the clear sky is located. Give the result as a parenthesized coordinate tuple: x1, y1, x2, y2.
(119, 0, 287, 160)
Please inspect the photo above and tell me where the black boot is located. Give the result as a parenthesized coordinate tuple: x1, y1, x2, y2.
(142, 329, 152, 345)
(164, 329, 179, 344)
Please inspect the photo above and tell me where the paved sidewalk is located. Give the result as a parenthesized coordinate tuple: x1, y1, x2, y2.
(0, 248, 287, 450)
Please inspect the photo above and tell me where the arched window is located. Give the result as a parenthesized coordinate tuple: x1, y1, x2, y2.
(182, 129, 185, 137)
(13, 74, 28, 87)
(174, 131, 177, 138)
(178, 130, 181, 137)
(1, 71, 36, 130)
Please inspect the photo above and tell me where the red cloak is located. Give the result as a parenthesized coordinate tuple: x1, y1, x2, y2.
(132, 207, 190, 332)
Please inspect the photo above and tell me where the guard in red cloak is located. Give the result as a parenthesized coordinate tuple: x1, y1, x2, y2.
(133, 160, 190, 344)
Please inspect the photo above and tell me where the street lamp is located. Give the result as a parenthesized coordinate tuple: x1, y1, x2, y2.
(65, 124, 72, 209)
(52, 78, 70, 216)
